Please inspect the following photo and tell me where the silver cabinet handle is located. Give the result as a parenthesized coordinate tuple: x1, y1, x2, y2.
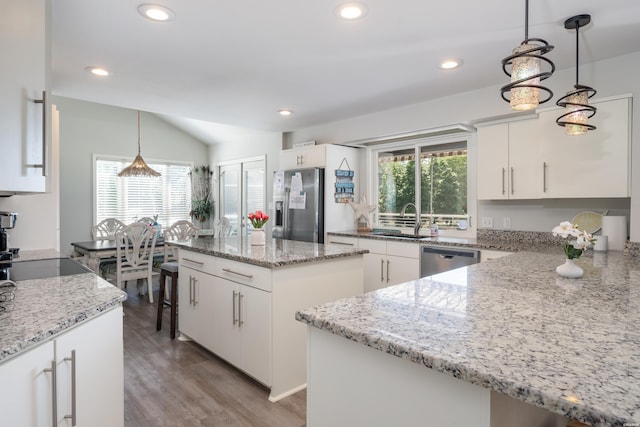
(188, 276, 193, 305)
(29, 90, 47, 176)
(222, 268, 253, 279)
(328, 240, 354, 246)
(64, 350, 77, 426)
(232, 290, 238, 325)
(44, 360, 57, 427)
(501, 168, 506, 195)
(386, 259, 390, 283)
(192, 276, 198, 305)
(510, 167, 514, 195)
(238, 292, 244, 327)
(543, 162, 548, 193)
(380, 259, 384, 282)
(183, 257, 204, 266)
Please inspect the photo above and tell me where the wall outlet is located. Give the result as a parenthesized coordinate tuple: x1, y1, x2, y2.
(503, 217, 511, 229)
(481, 217, 493, 228)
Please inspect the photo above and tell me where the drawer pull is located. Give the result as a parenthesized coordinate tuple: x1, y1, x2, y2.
(183, 257, 204, 266)
(329, 240, 354, 246)
(222, 268, 253, 279)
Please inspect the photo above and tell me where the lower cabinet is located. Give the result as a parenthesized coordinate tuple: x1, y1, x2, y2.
(179, 261, 271, 386)
(0, 306, 124, 427)
(359, 239, 419, 292)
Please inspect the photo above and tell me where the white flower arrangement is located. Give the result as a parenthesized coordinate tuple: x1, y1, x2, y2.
(552, 221, 596, 259)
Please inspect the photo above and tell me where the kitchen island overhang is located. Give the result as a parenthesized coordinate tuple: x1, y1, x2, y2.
(297, 250, 640, 426)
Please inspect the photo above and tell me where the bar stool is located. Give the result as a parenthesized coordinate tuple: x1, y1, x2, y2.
(156, 261, 178, 338)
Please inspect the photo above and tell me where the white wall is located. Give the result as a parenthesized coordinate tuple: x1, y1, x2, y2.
(54, 97, 210, 256)
(286, 52, 640, 239)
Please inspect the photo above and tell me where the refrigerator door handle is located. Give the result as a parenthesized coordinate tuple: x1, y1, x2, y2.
(283, 188, 290, 240)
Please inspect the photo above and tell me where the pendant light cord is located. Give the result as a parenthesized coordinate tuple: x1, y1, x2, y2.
(137, 110, 142, 155)
(575, 24, 580, 85)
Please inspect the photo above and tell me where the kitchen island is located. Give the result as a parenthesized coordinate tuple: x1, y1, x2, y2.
(170, 235, 367, 402)
(296, 250, 640, 427)
(0, 255, 127, 426)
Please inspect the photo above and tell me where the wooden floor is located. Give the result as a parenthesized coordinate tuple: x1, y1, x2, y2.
(122, 283, 307, 427)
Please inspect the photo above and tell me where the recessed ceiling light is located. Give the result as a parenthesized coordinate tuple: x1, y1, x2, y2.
(278, 109, 293, 116)
(138, 4, 175, 22)
(335, 2, 368, 20)
(439, 59, 463, 70)
(85, 66, 110, 77)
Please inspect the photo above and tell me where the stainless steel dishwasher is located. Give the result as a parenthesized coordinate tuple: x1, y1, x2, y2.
(420, 245, 480, 277)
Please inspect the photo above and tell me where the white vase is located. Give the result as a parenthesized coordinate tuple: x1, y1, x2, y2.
(251, 229, 265, 246)
(556, 258, 583, 279)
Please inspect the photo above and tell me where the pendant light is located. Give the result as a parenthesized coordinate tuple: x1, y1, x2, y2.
(118, 111, 161, 177)
(500, 0, 555, 111)
(556, 14, 597, 135)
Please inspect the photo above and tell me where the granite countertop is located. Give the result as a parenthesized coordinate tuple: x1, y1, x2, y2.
(170, 235, 367, 268)
(0, 264, 127, 364)
(296, 250, 640, 426)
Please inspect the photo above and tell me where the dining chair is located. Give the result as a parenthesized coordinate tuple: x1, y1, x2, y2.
(91, 218, 126, 278)
(213, 217, 232, 238)
(91, 218, 126, 240)
(136, 217, 156, 226)
(114, 222, 158, 303)
(156, 220, 199, 338)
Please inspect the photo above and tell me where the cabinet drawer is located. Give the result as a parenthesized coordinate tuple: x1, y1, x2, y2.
(357, 238, 387, 254)
(326, 235, 358, 248)
(179, 250, 217, 273)
(215, 258, 272, 292)
(386, 241, 419, 259)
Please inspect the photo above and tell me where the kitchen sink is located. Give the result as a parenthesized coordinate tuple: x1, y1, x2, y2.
(371, 231, 431, 240)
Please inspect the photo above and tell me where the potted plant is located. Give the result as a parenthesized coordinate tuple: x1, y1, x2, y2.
(189, 165, 214, 225)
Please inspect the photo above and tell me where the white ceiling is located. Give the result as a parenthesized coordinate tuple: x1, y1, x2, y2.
(52, 1, 640, 143)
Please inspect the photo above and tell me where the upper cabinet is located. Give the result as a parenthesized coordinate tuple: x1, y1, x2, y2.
(0, 0, 51, 194)
(477, 118, 540, 200)
(280, 144, 327, 169)
(538, 96, 631, 198)
(477, 95, 631, 200)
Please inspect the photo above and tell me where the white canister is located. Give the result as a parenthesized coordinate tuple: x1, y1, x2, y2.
(601, 216, 627, 251)
(593, 235, 608, 252)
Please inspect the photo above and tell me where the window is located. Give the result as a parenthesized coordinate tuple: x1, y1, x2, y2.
(373, 136, 472, 234)
(94, 156, 192, 227)
(218, 156, 265, 236)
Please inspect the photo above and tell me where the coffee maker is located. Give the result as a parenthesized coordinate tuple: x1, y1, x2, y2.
(0, 212, 18, 267)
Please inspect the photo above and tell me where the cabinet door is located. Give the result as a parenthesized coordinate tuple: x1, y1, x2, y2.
(0, 340, 54, 427)
(238, 284, 272, 385)
(208, 276, 238, 364)
(56, 307, 124, 427)
(385, 255, 419, 287)
(280, 145, 326, 169)
(363, 253, 387, 292)
(178, 267, 215, 345)
(508, 119, 540, 199)
(477, 124, 509, 200)
(539, 97, 630, 198)
(0, 0, 48, 193)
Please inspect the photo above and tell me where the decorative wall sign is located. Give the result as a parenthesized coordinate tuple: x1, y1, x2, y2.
(335, 157, 355, 203)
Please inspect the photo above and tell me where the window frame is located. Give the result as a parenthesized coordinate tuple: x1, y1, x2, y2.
(366, 133, 477, 238)
(92, 153, 194, 227)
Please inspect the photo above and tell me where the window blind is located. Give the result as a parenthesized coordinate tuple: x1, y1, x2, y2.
(95, 158, 192, 228)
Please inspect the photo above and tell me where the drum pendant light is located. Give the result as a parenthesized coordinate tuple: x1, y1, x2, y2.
(118, 111, 161, 177)
(500, 0, 555, 111)
(556, 14, 597, 135)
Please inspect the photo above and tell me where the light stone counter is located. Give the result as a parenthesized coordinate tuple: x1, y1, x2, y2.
(296, 251, 640, 426)
(0, 272, 127, 363)
(170, 235, 368, 268)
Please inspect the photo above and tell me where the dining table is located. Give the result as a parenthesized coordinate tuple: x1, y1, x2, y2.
(71, 239, 166, 274)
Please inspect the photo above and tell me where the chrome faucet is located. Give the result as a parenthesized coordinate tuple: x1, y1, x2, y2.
(400, 202, 422, 236)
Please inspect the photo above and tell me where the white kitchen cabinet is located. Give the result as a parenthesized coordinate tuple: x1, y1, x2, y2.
(539, 96, 631, 198)
(0, 307, 124, 427)
(326, 235, 359, 248)
(359, 239, 419, 292)
(280, 144, 327, 169)
(477, 118, 540, 200)
(0, 0, 51, 194)
(178, 248, 363, 401)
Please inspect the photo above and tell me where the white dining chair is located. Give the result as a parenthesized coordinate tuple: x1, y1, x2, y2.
(114, 222, 158, 303)
(92, 218, 126, 240)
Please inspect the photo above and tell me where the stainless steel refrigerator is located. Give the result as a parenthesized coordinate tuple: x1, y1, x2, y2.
(272, 168, 324, 243)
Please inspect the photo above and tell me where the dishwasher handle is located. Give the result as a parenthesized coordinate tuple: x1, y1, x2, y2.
(421, 246, 479, 259)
